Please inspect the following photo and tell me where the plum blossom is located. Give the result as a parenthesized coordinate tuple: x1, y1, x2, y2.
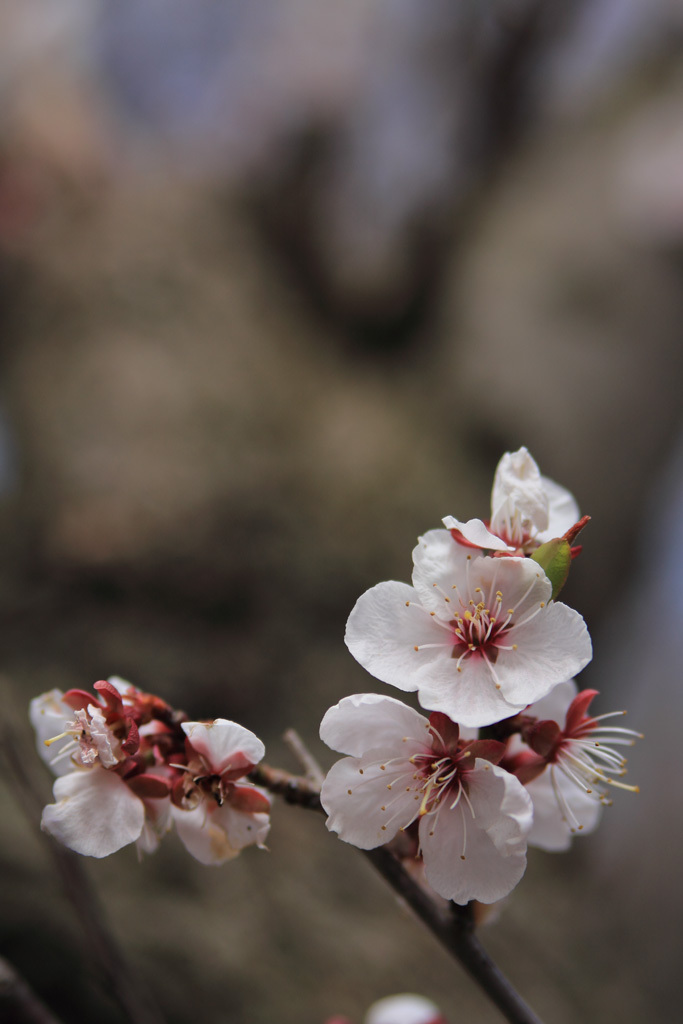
(31, 679, 174, 858)
(171, 719, 271, 865)
(503, 680, 641, 851)
(320, 694, 533, 905)
(345, 529, 592, 727)
(443, 447, 579, 555)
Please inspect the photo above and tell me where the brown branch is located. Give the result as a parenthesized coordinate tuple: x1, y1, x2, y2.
(251, 761, 544, 1024)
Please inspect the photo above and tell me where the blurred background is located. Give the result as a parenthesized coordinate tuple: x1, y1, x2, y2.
(0, 1, 682, 1021)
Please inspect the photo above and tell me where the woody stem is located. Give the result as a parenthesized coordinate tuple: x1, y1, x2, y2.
(249, 762, 544, 1024)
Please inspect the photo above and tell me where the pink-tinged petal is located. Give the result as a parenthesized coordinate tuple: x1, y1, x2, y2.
(321, 755, 416, 849)
(490, 448, 548, 533)
(420, 801, 528, 905)
(212, 802, 270, 851)
(173, 804, 240, 865)
(345, 581, 455, 693)
(442, 516, 514, 552)
(320, 693, 430, 757)
(29, 690, 76, 776)
(42, 769, 145, 857)
(136, 795, 172, 855)
(536, 477, 580, 544)
(500, 602, 592, 706)
(181, 719, 264, 775)
(173, 801, 270, 865)
(524, 769, 602, 852)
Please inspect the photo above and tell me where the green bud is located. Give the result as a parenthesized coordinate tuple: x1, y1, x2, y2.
(531, 538, 572, 600)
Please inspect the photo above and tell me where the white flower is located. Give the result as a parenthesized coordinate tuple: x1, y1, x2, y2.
(31, 682, 172, 858)
(171, 719, 271, 865)
(320, 694, 533, 905)
(443, 447, 579, 554)
(506, 680, 641, 851)
(345, 530, 592, 727)
(365, 994, 445, 1024)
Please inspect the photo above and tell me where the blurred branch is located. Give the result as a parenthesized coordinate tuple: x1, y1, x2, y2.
(251, 760, 544, 1024)
(0, 956, 64, 1024)
(283, 728, 325, 788)
(0, 680, 165, 1024)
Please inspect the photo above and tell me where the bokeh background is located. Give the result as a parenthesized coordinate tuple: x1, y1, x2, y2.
(1, 1, 682, 1021)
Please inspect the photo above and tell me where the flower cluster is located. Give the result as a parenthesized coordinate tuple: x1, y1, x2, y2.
(321, 448, 640, 903)
(30, 677, 270, 862)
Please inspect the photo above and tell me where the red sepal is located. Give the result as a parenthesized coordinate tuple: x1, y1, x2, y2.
(462, 739, 507, 766)
(562, 515, 590, 546)
(93, 680, 124, 714)
(525, 719, 561, 759)
(428, 712, 459, 756)
(121, 718, 140, 755)
(229, 785, 271, 814)
(503, 749, 547, 785)
(62, 688, 101, 712)
(564, 689, 599, 736)
(127, 774, 171, 799)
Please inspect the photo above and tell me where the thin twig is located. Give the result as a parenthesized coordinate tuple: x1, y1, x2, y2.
(251, 760, 544, 1024)
(282, 728, 326, 787)
(0, 956, 65, 1024)
(0, 681, 166, 1024)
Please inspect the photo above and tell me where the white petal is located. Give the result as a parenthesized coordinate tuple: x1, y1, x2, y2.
(411, 530, 480, 616)
(441, 516, 514, 552)
(173, 802, 269, 865)
(136, 796, 173, 855)
(345, 581, 455, 693)
(42, 769, 145, 857)
(465, 761, 533, 853)
(420, 804, 527, 905)
(420, 763, 531, 904)
(320, 694, 429, 757)
(499, 602, 592, 705)
(524, 678, 578, 722)
(416, 658, 524, 729)
(29, 690, 77, 776)
(525, 768, 602, 852)
(536, 477, 580, 543)
(490, 448, 548, 533)
(321, 754, 416, 849)
(181, 719, 265, 774)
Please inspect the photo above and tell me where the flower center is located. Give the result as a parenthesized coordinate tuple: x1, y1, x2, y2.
(411, 751, 467, 816)
(450, 591, 516, 670)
